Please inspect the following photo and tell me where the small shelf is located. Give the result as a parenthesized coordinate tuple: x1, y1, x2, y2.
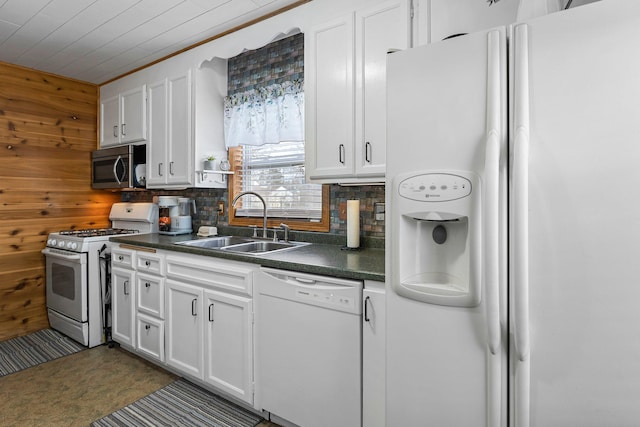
(197, 170, 234, 175)
(196, 169, 234, 184)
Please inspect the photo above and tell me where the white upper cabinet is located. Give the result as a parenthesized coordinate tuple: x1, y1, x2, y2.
(100, 57, 228, 189)
(305, 0, 411, 183)
(355, 0, 410, 178)
(305, 13, 355, 180)
(146, 70, 193, 188)
(414, 0, 519, 46)
(100, 85, 147, 147)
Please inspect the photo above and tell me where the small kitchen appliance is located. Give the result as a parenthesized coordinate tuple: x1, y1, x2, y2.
(91, 144, 146, 189)
(157, 196, 195, 235)
(157, 196, 178, 233)
(43, 203, 158, 348)
(171, 197, 196, 234)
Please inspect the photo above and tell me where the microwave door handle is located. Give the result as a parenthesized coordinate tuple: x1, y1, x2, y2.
(113, 156, 125, 185)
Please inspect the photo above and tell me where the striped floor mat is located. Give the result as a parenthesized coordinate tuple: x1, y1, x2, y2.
(92, 378, 263, 427)
(0, 329, 85, 377)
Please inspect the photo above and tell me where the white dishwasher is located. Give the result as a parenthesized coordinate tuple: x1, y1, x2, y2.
(255, 267, 363, 427)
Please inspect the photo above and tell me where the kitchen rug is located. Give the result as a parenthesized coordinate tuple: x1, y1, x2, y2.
(91, 378, 264, 427)
(0, 328, 85, 377)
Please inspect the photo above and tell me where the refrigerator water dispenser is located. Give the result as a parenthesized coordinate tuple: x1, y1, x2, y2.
(391, 171, 481, 307)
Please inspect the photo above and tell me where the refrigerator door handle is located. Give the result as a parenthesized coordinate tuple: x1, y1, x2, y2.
(513, 23, 532, 427)
(513, 24, 531, 364)
(485, 29, 502, 357)
(485, 29, 504, 427)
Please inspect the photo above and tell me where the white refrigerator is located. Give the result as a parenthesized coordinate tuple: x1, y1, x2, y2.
(385, 1, 640, 426)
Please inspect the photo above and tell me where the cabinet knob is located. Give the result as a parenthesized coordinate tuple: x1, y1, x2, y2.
(145, 260, 151, 267)
(145, 324, 151, 331)
(145, 282, 151, 288)
(118, 255, 124, 261)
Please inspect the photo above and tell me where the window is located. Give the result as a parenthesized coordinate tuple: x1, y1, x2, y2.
(225, 33, 329, 232)
(228, 144, 329, 232)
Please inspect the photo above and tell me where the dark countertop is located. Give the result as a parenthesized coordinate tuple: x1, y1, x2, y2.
(110, 233, 385, 283)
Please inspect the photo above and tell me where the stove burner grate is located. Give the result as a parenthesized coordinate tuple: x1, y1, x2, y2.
(58, 228, 139, 238)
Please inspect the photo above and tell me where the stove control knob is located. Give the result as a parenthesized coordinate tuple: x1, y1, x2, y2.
(69, 242, 78, 250)
(58, 241, 66, 248)
(48, 239, 56, 246)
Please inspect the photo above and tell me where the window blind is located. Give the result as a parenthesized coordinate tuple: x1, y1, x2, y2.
(234, 141, 323, 219)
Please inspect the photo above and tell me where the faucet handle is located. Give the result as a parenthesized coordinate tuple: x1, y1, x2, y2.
(248, 225, 259, 238)
(279, 223, 290, 242)
(272, 228, 280, 242)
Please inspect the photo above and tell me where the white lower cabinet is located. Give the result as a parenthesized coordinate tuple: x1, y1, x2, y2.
(136, 313, 165, 362)
(135, 266, 165, 363)
(165, 279, 204, 379)
(165, 253, 256, 405)
(204, 289, 253, 405)
(111, 266, 136, 348)
(363, 281, 386, 427)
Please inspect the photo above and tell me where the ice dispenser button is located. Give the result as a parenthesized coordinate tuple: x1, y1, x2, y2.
(399, 173, 472, 202)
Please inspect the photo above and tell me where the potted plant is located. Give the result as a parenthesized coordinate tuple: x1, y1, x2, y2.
(203, 155, 216, 170)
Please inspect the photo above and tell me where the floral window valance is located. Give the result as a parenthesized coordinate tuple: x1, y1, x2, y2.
(223, 80, 304, 148)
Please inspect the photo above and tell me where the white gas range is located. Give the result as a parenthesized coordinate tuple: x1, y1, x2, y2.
(42, 203, 158, 348)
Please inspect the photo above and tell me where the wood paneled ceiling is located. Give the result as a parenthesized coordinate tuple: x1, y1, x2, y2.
(0, 0, 302, 84)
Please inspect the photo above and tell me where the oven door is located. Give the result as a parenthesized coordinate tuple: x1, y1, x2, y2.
(43, 247, 88, 322)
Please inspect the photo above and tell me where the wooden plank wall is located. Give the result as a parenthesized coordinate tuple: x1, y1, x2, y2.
(0, 62, 120, 341)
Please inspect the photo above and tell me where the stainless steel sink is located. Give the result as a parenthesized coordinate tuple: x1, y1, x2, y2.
(175, 236, 253, 249)
(175, 236, 308, 255)
(220, 240, 309, 255)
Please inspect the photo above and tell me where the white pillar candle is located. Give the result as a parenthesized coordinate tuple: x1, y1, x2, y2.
(347, 199, 360, 248)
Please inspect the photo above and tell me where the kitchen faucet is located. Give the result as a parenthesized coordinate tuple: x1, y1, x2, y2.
(231, 191, 268, 239)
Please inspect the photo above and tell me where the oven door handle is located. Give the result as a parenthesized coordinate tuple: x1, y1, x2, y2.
(41, 248, 84, 261)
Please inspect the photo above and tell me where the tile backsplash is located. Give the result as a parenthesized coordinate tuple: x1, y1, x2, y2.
(121, 184, 385, 239)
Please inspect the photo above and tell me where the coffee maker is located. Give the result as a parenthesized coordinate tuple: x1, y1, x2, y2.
(171, 198, 196, 234)
(157, 196, 178, 234)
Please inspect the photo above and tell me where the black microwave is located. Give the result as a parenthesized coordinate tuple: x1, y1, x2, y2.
(92, 144, 146, 189)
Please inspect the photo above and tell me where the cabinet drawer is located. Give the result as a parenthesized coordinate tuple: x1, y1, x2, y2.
(136, 251, 165, 275)
(166, 254, 255, 296)
(136, 273, 164, 318)
(111, 246, 135, 269)
(136, 314, 164, 363)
